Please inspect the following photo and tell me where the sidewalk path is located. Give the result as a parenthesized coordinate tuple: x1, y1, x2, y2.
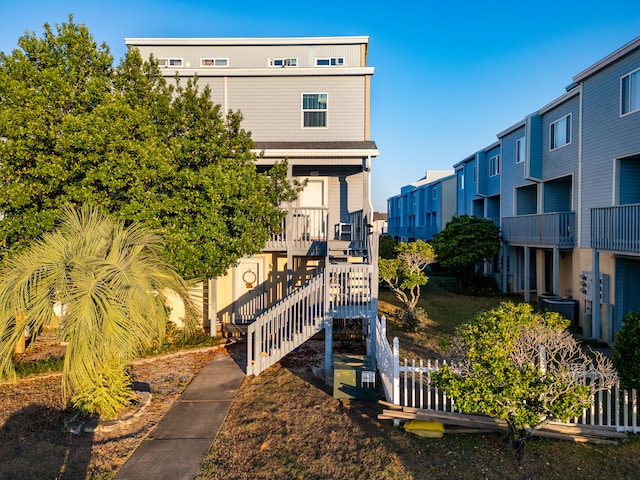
(115, 344, 246, 480)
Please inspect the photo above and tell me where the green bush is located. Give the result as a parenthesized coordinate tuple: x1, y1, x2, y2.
(613, 310, 640, 391)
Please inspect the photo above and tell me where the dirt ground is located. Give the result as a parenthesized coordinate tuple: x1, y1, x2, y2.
(0, 332, 222, 480)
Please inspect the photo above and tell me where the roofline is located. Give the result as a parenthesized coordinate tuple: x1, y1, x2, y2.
(536, 85, 581, 115)
(253, 148, 379, 158)
(496, 119, 526, 139)
(155, 67, 375, 77)
(125, 36, 370, 47)
(573, 35, 640, 83)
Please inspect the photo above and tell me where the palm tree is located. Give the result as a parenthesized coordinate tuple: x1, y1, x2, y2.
(0, 205, 199, 418)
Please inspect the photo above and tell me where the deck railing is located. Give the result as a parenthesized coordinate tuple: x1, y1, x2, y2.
(501, 212, 575, 246)
(247, 273, 325, 376)
(247, 263, 377, 376)
(265, 207, 329, 251)
(591, 204, 640, 253)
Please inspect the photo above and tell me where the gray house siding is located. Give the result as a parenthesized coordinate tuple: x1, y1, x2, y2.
(133, 43, 364, 70)
(580, 47, 640, 248)
(221, 76, 366, 142)
(541, 96, 580, 181)
(499, 124, 526, 218)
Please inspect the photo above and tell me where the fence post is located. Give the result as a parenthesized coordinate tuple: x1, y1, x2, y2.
(392, 337, 400, 404)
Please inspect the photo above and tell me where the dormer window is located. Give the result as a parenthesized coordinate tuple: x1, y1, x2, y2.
(316, 57, 344, 67)
(201, 58, 228, 67)
(158, 58, 183, 68)
(269, 58, 297, 67)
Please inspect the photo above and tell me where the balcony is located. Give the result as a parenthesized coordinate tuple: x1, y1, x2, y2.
(591, 204, 640, 253)
(501, 212, 575, 247)
(264, 207, 370, 256)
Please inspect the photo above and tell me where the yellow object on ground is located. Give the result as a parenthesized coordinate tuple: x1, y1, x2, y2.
(403, 420, 445, 438)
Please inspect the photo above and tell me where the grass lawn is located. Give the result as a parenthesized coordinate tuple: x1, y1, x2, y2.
(199, 276, 640, 480)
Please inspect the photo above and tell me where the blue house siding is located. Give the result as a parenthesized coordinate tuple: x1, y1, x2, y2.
(579, 47, 640, 248)
(525, 114, 543, 181)
(498, 123, 526, 218)
(540, 94, 580, 182)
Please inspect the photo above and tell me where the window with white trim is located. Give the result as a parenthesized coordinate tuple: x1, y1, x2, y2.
(489, 155, 500, 176)
(621, 68, 640, 115)
(269, 57, 297, 67)
(516, 136, 526, 163)
(158, 58, 183, 68)
(550, 114, 571, 150)
(432, 186, 437, 199)
(459, 172, 465, 189)
(316, 57, 344, 67)
(201, 58, 228, 67)
(302, 93, 327, 128)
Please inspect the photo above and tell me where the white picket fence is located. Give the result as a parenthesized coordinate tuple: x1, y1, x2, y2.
(375, 315, 640, 433)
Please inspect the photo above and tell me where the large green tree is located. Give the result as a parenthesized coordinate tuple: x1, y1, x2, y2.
(432, 215, 501, 285)
(0, 16, 299, 279)
(434, 302, 617, 458)
(0, 205, 198, 418)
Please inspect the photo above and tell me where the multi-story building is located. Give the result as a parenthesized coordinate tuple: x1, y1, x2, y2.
(573, 36, 640, 341)
(454, 142, 501, 224)
(126, 36, 379, 373)
(387, 35, 640, 343)
(499, 88, 580, 304)
(386, 170, 455, 242)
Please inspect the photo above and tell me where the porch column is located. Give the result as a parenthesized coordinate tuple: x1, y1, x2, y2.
(286, 163, 293, 294)
(208, 278, 218, 337)
(324, 316, 333, 376)
(524, 245, 530, 303)
(553, 247, 560, 296)
(592, 249, 601, 340)
(502, 245, 508, 294)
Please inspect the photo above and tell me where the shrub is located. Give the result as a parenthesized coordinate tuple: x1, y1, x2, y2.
(613, 309, 640, 391)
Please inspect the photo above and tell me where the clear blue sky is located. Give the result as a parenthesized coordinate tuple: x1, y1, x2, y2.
(2, 1, 640, 211)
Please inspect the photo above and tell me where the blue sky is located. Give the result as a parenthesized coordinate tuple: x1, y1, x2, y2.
(2, 1, 640, 211)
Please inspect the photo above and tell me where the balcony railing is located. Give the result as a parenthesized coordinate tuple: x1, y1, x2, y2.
(591, 204, 640, 253)
(265, 207, 329, 251)
(501, 212, 575, 247)
(387, 225, 439, 240)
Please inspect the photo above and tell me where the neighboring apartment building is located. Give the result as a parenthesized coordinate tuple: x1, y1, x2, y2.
(126, 36, 379, 373)
(499, 88, 580, 306)
(386, 170, 455, 242)
(573, 36, 640, 341)
(454, 142, 501, 224)
(387, 35, 640, 343)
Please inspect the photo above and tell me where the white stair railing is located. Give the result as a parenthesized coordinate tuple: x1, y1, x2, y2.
(247, 273, 325, 376)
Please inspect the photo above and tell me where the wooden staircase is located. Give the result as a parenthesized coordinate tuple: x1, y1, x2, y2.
(246, 263, 377, 376)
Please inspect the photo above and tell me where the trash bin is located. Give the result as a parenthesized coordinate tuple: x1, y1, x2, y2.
(333, 354, 376, 401)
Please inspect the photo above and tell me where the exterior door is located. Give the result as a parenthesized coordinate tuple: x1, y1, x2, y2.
(297, 177, 327, 240)
(234, 257, 266, 323)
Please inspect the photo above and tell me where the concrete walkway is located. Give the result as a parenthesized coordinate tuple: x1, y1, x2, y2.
(115, 344, 246, 480)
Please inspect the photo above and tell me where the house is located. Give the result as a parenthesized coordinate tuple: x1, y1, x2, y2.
(500, 36, 640, 340)
(125, 36, 379, 374)
(372, 212, 388, 234)
(572, 36, 640, 341)
(499, 87, 580, 306)
(454, 142, 501, 224)
(386, 170, 455, 242)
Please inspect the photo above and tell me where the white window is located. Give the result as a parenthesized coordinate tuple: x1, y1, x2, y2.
(516, 137, 526, 163)
(432, 186, 437, 199)
(269, 58, 297, 67)
(489, 155, 500, 176)
(316, 57, 344, 67)
(158, 58, 183, 68)
(621, 68, 640, 116)
(201, 58, 229, 67)
(302, 93, 327, 128)
(550, 114, 571, 150)
(459, 172, 465, 189)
